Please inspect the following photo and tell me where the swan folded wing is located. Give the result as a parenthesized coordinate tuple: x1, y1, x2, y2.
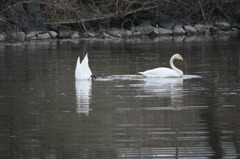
(139, 67, 181, 78)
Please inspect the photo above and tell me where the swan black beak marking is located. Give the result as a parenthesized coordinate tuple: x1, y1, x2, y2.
(91, 75, 97, 81)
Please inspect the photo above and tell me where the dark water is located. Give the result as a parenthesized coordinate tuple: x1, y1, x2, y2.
(0, 35, 240, 159)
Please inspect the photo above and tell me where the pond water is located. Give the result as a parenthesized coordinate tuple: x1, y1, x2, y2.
(0, 35, 240, 159)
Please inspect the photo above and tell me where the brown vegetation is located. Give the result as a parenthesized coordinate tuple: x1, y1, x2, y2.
(0, 0, 239, 32)
(40, 0, 240, 27)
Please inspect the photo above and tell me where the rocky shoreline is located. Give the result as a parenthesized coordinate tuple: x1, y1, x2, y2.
(0, 2, 239, 43)
(0, 20, 239, 43)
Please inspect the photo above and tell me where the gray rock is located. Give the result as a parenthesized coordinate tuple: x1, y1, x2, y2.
(58, 31, 72, 38)
(153, 27, 173, 35)
(133, 21, 155, 35)
(173, 25, 185, 35)
(108, 29, 122, 38)
(101, 32, 111, 38)
(48, 31, 57, 39)
(71, 32, 80, 39)
(26, 31, 39, 40)
(131, 30, 141, 36)
(108, 29, 137, 38)
(183, 25, 196, 35)
(37, 33, 51, 40)
(194, 22, 213, 33)
(231, 27, 238, 31)
(31, 36, 37, 40)
(86, 32, 96, 37)
(0, 33, 6, 42)
(126, 30, 134, 36)
(194, 24, 206, 33)
(214, 21, 230, 31)
(159, 19, 183, 29)
(209, 27, 220, 33)
(12, 32, 26, 42)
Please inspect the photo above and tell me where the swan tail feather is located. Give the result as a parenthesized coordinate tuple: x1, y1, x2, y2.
(81, 53, 89, 66)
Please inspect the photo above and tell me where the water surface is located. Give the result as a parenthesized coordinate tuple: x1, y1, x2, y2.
(0, 36, 240, 158)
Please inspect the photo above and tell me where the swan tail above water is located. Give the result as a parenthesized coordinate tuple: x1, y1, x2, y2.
(75, 54, 93, 80)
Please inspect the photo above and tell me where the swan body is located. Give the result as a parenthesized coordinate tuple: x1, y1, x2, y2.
(139, 54, 184, 78)
(75, 54, 95, 80)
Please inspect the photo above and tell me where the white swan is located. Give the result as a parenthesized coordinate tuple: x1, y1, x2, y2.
(75, 54, 96, 80)
(139, 54, 184, 78)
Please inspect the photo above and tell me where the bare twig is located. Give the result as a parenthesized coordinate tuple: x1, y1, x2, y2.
(0, 18, 6, 22)
(44, 5, 159, 25)
(199, 0, 206, 22)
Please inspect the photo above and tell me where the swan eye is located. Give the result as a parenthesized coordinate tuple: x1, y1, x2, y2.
(179, 56, 183, 60)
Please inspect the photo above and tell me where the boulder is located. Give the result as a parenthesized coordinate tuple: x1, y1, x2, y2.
(26, 31, 39, 41)
(230, 25, 240, 31)
(131, 30, 141, 37)
(58, 30, 72, 38)
(159, 19, 183, 29)
(183, 25, 196, 35)
(71, 31, 80, 39)
(173, 25, 185, 35)
(209, 27, 220, 33)
(108, 29, 122, 38)
(108, 28, 137, 38)
(194, 22, 213, 33)
(122, 30, 134, 37)
(12, 32, 26, 42)
(85, 32, 97, 37)
(0, 33, 6, 42)
(214, 21, 230, 31)
(37, 33, 51, 40)
(101, 32, 111, 38)
(153, 27, 173, 35)
(48, 31, 58, 39)
(133, 21, 155, 35)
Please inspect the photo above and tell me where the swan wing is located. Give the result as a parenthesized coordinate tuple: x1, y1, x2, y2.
(139, 67, 181, 78)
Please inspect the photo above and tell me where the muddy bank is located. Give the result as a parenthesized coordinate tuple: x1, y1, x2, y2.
(0, 2, 239, 43)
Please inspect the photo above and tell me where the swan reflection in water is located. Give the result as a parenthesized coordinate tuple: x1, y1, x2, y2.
(75, 80, 92, 115)
(136, 77, 184, 106)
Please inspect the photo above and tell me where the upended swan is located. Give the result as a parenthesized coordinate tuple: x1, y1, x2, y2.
(75, 54, 96, 80)
(139, 54, 184, 78)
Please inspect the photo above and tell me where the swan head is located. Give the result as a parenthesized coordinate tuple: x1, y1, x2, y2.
(173, 54, 183, 61)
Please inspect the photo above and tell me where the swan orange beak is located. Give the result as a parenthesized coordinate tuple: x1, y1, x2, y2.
(179, 56, 183, 60)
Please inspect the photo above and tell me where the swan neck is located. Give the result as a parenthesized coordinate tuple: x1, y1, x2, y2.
(170, 56, 183, 76)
